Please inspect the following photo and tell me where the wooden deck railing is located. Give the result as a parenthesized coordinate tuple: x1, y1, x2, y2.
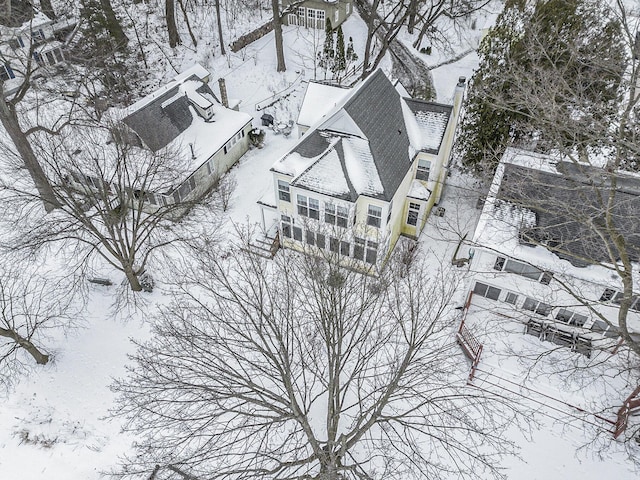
(456, 291, 483, 383)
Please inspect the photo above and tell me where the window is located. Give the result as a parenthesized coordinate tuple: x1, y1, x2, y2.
(297, 195, 309, 216)
(416, 159, 431, 181)
(38, 47, 64, 66)
(340, 241, 350, 256)
(505, 292, 519, 305)
(330, 237, 339, 253)
(175, 176, 196, 202)
(223, 130, 243, 154)
(367, 205, 382, 227)
(522, 297, 552, 317)
(346, 3, 351, 14)
(600, 288, 616, 302)
(555, 309, 587, 327)
(540, 271, 554, 285)
(307, 8, 324, 29)
(473, 282, 501, 301)
(599, 288, 640, 311)
(293, 226, 303, 241)
(1, 63, 15, 82)
(591, 319, 619, 338)
(407, 202, 420, 226)
(365, 240, 378, 264)
(316, 233, 326, 249)
(494, 256, 552, 284)
(278, 180, 290, 202)
(308, 198, 320, 220)
(306, 230, 315, 246)
(31, 29, 45, 43)
(281, 215, 292, 238)
(335, 10, 339, 23)
(353, 237, 365, 260)
(325, 203, 349, 227)
(297, 195, 319, 219)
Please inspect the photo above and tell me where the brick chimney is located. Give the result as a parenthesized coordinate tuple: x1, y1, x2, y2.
(218, 77, 229, 108)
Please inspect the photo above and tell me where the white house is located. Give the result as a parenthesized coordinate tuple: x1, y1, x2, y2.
(1, 11, 74, 93)
(115, 64, 253, 208)
(464, 147, 640, 356)
(259, 69, 465, 267)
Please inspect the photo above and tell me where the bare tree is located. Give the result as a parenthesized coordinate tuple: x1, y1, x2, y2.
(0, 122, 224, 292)
(464, 0, 640, 354)
(0, 264, 74, 391)
(111, 238, 516, 480)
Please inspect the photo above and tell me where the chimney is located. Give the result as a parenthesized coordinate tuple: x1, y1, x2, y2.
(218, 77, 229, 108)
(454, 76, 466, 109)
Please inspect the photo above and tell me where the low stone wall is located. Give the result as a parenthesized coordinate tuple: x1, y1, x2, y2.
(230, 21, 274, 52)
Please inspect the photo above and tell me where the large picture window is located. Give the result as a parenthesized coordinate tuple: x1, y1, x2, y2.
(494, 256, 553, 284)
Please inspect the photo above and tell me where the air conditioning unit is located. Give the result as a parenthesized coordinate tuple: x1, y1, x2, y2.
(434, 206, 446, 217)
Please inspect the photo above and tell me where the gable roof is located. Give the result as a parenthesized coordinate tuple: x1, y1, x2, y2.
(273, 69, 452, 202)
(493, 148, 640, 267)
(119, 64, 252, 173)
(297, 82, 351, 128)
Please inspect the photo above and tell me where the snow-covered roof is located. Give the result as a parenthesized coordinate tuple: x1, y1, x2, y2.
(273, 70, 454, 202)
(120, 64, 252, 171)
(297, 82, 351, 128)
(125, 64, 212, 114)
(473, 147, 640, 288)
(402, 99, 452, 154)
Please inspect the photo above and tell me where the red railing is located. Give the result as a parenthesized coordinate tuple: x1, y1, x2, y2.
(456, 291, 483, 383)
(614, 385, 640, 439)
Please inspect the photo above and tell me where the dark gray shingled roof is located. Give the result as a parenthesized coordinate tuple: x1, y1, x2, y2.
(497, 161, 640, 267)
(122, 78, 219, 152)
(341, 70, 411, 201)
(286, 70, 412, 201)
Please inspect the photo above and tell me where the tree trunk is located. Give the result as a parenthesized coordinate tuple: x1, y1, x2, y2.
(40, 0, 56, 20)
(407, 0, 417, 34)
(99, 0, 129, 49)
(215, 0, 225, 55)
(177, 0, 198, 47)
(124, 264, 143, 292)
(0, 327, 49, 364)
(0, 93, 59, 212)
(271, 0, 286, 72)
(166, 0, 181, 48)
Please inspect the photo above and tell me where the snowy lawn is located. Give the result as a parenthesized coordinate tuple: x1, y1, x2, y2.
(1, 6, 639, 480)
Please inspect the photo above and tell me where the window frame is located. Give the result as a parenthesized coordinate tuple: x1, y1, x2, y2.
(473, 282, 501, 301)
(416, 159, 431, 181)
(278, 180, 291, 202)
(407, 202, 420, 226)
(367, 205, 382, 228)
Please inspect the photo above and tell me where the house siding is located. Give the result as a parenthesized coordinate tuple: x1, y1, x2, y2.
(466, 248, 640, 342)
(282, 0, 351, 28)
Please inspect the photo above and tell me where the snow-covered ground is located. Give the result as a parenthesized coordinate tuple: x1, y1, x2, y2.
(1, 4, 639, 480)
